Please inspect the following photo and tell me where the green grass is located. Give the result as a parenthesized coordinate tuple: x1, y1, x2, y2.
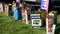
(0, 13, 46, 34)
(55, 14, 60, 34)
(0, 13, 60, 34)
(57, 14, 60, 23)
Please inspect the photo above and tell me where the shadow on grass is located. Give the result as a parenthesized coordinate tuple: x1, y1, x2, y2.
(55, 23, 60, 34)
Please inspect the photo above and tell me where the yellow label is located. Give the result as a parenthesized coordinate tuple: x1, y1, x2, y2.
(31, 14, 41, 16)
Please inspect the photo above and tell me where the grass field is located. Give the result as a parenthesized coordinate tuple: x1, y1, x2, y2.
(0, 13, 60, 34)
(0, 13, 46, 34)
(55, 14, 60, 34)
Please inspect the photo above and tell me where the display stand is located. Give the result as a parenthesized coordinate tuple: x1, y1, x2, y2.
(31, 11, 42, 28)
(46, 11, 57, 34)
